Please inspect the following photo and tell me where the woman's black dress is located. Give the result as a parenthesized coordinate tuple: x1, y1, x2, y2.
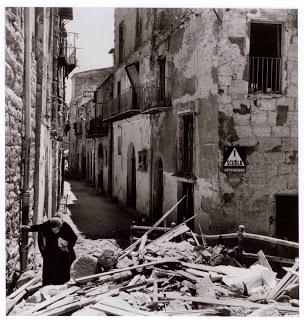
(29, 221, 77, 286)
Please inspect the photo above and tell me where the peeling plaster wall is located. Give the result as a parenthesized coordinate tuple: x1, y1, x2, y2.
(151, 9, 221, 232)
(112, 115, 151, 215)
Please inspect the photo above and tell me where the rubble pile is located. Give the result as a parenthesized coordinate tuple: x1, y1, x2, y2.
(7, 222, 299, 316)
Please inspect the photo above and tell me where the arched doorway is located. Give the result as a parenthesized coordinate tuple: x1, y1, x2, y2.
(153, 157, 163, 222)
(127, 144, 136, 208)
(97, 143, 104, 193)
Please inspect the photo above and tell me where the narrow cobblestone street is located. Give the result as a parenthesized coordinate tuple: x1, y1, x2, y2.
(65, 180, 133, 246)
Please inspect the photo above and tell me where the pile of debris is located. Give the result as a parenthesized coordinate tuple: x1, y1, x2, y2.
(7, 228, 299, 316)
(6, 199, 299, 316)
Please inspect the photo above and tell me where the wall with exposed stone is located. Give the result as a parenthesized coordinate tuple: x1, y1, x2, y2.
(111, 8, 297, 236)
(5, 7, 37, 284)
(215, 9, 298, 235)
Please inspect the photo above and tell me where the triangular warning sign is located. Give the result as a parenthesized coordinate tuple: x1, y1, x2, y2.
(224, 148, 245, 167)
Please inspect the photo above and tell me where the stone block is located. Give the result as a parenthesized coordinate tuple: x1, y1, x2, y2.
(267, 111, 277, 125)
(234, 125, 253, 138)
(252, 125, 271, 137)
(287, 111, 298, 125)
(288, 43, 297, 61)
(281, 137, 298, 152)
(251, 112, 268, 125)
(218, 94, 232, 105)
(238, 136, 258, 146)
(258, 137, 282, 152)
(233, 113, 250, 125)
(276, 97, 295, 110)
(260, 99, 276, 111)
(287, 174, 298, 190)
(265, 152, 286, 164)
(272, 126, 290, 137)
(287, 85, 297, 98)
(277, 163, 293, 175)
(228, 79, 248, 96)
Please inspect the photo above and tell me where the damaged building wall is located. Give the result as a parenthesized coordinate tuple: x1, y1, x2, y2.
(150, 9, 221, 230)
(215, 9, 298, 236)
(112, 115, 151, 214)
(110, 8, 297, 237)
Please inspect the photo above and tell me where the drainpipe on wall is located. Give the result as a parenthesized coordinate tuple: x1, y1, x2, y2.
(20, 7, 32, 272)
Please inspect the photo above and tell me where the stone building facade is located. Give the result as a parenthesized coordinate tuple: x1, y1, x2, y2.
(103, 8, 297, 239)
(5, 7, 76, 287)
(68, 68, 112, 184)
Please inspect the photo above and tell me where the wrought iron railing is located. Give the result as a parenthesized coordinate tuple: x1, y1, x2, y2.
(249, 56, 282, 94)
(86, 118, 108, 136)
(103, 77, 172, 120)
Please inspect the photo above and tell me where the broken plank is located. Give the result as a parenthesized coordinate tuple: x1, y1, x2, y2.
(18, 286, 80, 315)
(8, 277, 38, 299)
(186, 268, 210, 278)
(153, 293, 299, 312)
(38, 297, 96, 316)
(190, 230, 200, 246)
(146, 222, 189, 248)
(267, 259, 299, 300)
(119, 196, 186, 259)
(153, 279, 158, 303)
(181, 262, 226, 274)
(6, 290, 29, 315)
(176, 270, 201, 282)
(257, 250, 272, 271)
(74, 258, 179, 284)
(138, 234, 148, 251)
(204, 233, 298, 249)
(92, 300, 150, 316)
(282, 267, 299, 278)
(242, 251, 294, 265)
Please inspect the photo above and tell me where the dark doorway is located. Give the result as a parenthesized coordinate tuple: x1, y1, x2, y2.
(153, 157, 164, 222)
(97, 143, 104, 193)
(276, 195, 298, 242)
(182, 114, 194, 176)
(127, 144, 136, 208)
(177, 182, 194, 230)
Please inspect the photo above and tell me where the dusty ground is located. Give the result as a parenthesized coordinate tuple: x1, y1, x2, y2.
(64, 180, 134, 248)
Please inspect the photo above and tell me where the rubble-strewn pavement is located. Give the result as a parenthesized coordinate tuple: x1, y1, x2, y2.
(7, 222, 299, 317)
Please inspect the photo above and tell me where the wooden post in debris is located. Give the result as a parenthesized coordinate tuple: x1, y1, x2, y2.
(257, 250, 272, 271)
(130, 221, 136, 244)
(119, 196, 186, 259)
(236, 224, 245, 255)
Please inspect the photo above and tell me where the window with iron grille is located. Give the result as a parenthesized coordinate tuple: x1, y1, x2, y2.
(118, 21, 125, 63)
(249, 22, 282, 94)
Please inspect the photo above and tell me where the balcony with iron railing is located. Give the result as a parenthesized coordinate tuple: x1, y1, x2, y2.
(86, 117, 108, 138)
(58, 32, 77, 74)
(248, 56, 282, 94)
(103, 77, 172, 121)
